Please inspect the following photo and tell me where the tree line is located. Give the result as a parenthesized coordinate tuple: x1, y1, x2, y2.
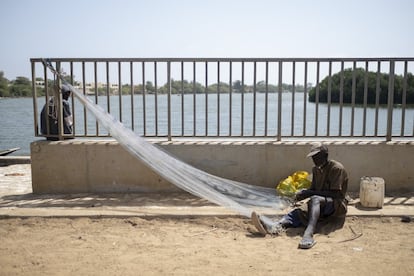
(309, 68, 414, 104)
(0, 71, 307, 97)
(116, 79, 307, 95)
(2, 69, 414, 105)
(0, 72, 32, 97)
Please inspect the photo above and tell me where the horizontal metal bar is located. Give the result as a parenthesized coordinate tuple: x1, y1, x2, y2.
(30, 57, 414, 63)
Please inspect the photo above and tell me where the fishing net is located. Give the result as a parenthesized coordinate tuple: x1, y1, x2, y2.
(43, 61, 290, 218)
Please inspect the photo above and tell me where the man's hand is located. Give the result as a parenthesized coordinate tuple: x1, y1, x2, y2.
(295, 189, 313, 201)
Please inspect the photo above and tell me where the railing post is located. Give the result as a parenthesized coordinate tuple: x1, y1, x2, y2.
(130, 61, 134, 131)
(303, 61, 308, 136)
(82, 61, 88, 136)
(315, 61, 320, 136)
(241, 61, 245, 136)
(277, 61, 282, 141)
(118, 61, 122, 123)
(386, 61, 395, 141)
(142, 62, 147, 136)
(31, 61, 39, 136)
(56, 61, 64, 140)
(167, 61, 172, 141)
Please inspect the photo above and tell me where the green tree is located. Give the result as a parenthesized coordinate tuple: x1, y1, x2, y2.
(160, 79, 187, 94)
(191, 81, 205, 94)
(121, 84, 132, 95)
(208, 82, 230, 93)
(159, 79, 205, 94)
(145, 81, 154, 93)
(9, 76, 32, 97)
(256, 81, 278, 93)
(0, 71, 10, 97)
(233, 80, 242, 92)
(309, 68, 414, 104)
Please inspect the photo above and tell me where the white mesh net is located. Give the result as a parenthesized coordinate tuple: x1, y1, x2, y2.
(65, 83, 290, 217)
(41, 58, 290, 218)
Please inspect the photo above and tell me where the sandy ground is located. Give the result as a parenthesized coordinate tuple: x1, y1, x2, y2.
(1, 164, 413, 275)
(0, 215, 413, 276)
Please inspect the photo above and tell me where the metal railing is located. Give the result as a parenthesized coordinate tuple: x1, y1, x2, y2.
(31, 58, 414, 141)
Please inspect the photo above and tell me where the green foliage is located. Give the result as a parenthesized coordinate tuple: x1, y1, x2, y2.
(143, 79, 305, 95)
(3, 67, 411, 105)
(207, 82, 230, 93)
(0, 71, 83, 97)
(158, 79, 205, 94)
(145, 81, 155, 93)
(0, 71, 10, 97)
(121, 84, 132, 95)
(9, 76, 32, 97)
(309, 68, 414, 104)
(233, 80, 242, 92)
(255, 81, 304, 93)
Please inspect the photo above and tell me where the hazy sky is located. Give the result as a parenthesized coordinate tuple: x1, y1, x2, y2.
(1, 0, 413, 79)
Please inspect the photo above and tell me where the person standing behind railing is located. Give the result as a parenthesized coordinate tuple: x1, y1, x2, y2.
(40, 84, 73, 140)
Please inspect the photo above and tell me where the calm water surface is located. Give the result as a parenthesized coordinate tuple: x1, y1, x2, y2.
(0, 94, 412, 155)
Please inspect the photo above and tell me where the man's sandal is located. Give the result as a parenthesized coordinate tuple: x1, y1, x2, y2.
(251, 211, 267, 236)
(298, 237, 316, 249)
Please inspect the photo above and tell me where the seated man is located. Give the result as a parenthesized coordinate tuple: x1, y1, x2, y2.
(252, 142, 348, 249)
(40, 84, 73, 140)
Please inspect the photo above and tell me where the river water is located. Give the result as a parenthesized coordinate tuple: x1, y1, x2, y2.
(0, 94, 412, 155)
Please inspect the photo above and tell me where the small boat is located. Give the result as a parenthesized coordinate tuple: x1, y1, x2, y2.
(0, 147, 20, 156)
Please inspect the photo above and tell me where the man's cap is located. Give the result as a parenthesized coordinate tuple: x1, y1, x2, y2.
(307, 142, 328, 157)
(61, 84, 71, 94)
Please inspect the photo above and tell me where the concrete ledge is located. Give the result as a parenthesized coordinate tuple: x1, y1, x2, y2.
(30, 139, 414, 194)
(0, 156, 31, 166)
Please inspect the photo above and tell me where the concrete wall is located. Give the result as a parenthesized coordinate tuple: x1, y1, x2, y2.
(30, 140, 414, 194)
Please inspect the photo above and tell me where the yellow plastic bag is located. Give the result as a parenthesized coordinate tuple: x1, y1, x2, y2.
(276, 171, 311, 197)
